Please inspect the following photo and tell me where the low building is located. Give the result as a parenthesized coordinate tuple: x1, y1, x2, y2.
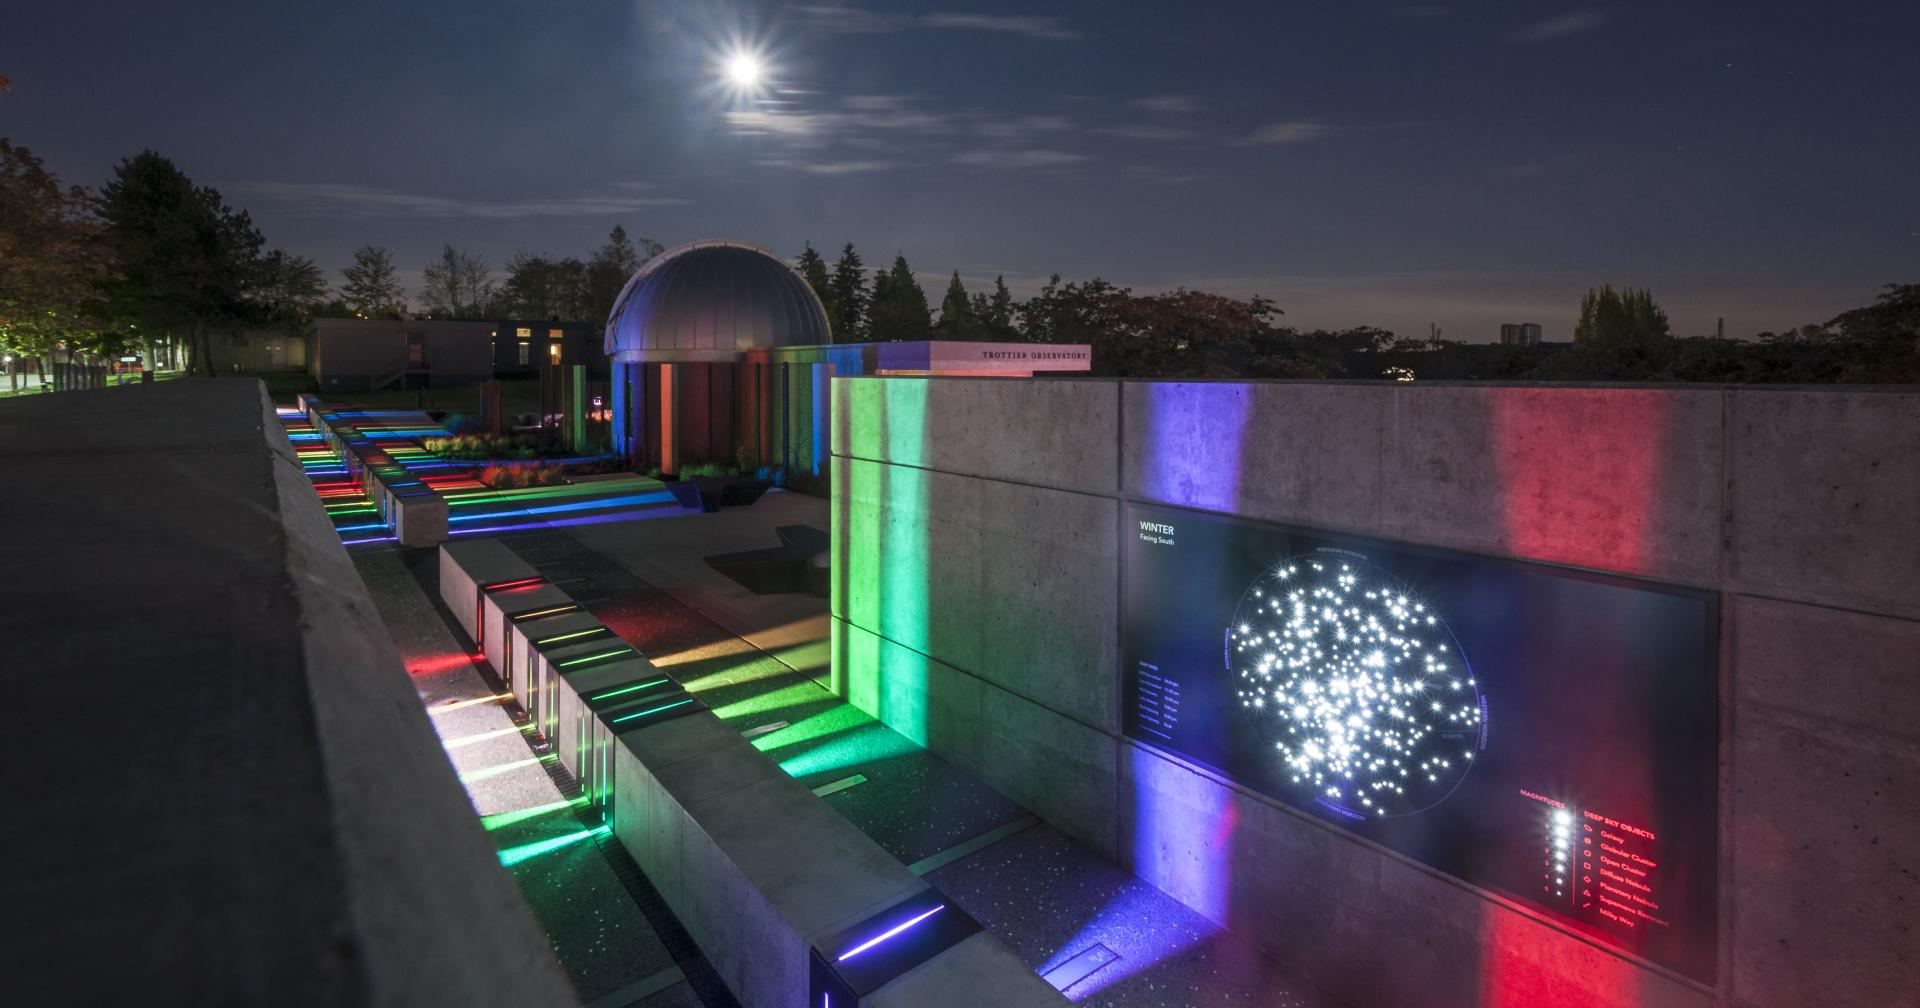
(308, 318, 497, 392)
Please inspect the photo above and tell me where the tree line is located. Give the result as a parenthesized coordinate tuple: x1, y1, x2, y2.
(3, 137, 1913, 384)
(0, 141, 666, 378)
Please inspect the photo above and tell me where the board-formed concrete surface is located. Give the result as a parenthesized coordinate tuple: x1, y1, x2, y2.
(0, 379, 574, 1006)
(832, 376, 1920, 1008)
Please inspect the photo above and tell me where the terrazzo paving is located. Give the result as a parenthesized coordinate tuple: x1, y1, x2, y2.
(350, 545, 705, 1006)
(507, 505, 1346, 1007)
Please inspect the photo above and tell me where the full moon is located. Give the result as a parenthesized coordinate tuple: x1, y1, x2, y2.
(723, 50, 763, 89)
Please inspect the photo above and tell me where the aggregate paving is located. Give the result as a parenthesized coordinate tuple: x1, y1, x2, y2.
(349, 544, 690, 1005)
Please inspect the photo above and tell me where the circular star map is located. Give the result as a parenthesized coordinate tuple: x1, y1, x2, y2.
(1229, 555, 1483, 817)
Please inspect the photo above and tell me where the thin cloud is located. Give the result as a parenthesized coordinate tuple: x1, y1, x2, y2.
(1510, 10, 1612, 43)
(723, 94, 950, 143)
(229, 182, 686, 219)
(801, 6, 1079, 40)
(752, 158, 898, 175)
(953, 148, 1090, 169)
(921, 14, 1080, 39)
(1241, 121, 1333, 145)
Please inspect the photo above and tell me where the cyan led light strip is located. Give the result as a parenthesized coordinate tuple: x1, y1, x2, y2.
(588, 677, 671, 703)
(609, 697, 694, 724)
(835, 905, 946, 962)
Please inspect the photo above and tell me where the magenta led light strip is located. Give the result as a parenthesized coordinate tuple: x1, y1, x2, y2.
(835, 905, 946, 963)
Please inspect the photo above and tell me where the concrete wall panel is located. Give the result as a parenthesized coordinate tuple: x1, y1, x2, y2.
(1727, 389, 1920, 619)
(1378, 386, 1725, 584)
(834, 377, 1118, 494)
(1730, 711, 1920, 1008)
(1122, 381, 1390, 529)
(831, 375, 1920, 1008)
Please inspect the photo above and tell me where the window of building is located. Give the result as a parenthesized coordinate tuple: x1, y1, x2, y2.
(548, 328, 564, 341)
(515, 327, 532, 339)
(548, 343, 562, 365)
(517, 341, 530, 365)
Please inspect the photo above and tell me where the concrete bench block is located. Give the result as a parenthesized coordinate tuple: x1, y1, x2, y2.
(438, 539, 541, 641)
(507, 610, 605, 699)
(480, 584, 568, 684)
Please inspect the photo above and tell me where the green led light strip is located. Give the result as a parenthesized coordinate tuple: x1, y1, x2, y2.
(588, 677, 671, 703)
(610, 697, 694, 724)
(557, 647, 636, 668)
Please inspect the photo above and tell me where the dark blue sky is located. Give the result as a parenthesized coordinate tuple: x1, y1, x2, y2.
(5, 1, 1915, 340)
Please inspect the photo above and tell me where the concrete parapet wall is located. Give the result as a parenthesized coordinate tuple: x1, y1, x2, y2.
(830, 376, 1920, 1008)
(0, 379, 573, 1005)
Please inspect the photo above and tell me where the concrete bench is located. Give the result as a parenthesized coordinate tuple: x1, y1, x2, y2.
(607, 709, 1063, 1008)
(302, 398, 450, 546)
(436, 539, 1060, 1007)
(438, 539, 545, 644)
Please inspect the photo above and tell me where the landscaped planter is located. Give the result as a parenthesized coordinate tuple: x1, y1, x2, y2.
(664, 475, 774, 512)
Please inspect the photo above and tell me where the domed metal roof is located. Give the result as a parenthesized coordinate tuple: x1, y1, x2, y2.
(603, 239, 831, 362)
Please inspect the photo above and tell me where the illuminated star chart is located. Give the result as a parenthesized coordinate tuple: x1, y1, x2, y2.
(1229, 557, 1485, 817)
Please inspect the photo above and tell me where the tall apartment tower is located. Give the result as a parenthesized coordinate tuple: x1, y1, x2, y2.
(1500, 322, 1543, 347)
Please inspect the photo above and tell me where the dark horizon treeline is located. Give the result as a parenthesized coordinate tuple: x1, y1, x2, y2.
(3, 139, 1915, 384)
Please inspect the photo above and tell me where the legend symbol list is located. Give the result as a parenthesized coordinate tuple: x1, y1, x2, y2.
(1135, 663, 1179, 742)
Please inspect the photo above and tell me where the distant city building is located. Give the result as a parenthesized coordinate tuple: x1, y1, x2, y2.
(1500, 322, 1544, 347)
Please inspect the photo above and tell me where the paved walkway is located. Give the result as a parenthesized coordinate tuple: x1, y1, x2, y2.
(350, 544, 715, 1008)
(498, 495, 1342, 1007)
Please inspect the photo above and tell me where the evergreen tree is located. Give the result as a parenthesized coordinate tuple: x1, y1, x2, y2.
(986, 275, 1016, 339)
(795, 242, 837, 331)
(586, 225, 660, 324)
(339, 244, 403, 317)
(1575, 285, 1670, 345)
(96, 150, 264, 376)
(935, 271, 975, 340)
(867, 254, 931, 342)
(829, 243, 868, 342)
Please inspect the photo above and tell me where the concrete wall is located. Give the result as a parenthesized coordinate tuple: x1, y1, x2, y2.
(0, 379, 574, 1006)
(829, 376, 1920, 1008)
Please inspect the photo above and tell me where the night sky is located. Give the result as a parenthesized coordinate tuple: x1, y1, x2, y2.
(5, 1, 1915, 340)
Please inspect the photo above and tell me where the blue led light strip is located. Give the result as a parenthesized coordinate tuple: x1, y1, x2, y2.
(835, 905, 946, 962)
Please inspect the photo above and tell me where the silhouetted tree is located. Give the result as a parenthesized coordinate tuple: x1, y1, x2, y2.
(96, 149, 263, 376)
(830, 243, 868, 342)
(339, 244, 403, 317)
(586, 225, 659, 325)
(795, 242, 836, 332)
(934, 271, 975, 340)
(420, 243, 492, 318)
(867, 254, 931, 342)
